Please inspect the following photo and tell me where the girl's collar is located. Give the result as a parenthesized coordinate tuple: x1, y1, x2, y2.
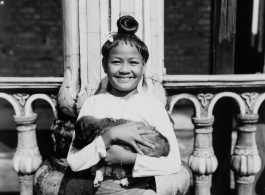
(107, 91, 141, 101)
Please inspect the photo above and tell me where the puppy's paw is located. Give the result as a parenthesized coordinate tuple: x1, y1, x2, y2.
(120, 178, 129, 186)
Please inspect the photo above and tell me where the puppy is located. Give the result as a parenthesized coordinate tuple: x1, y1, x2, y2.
(72, 115, 170, 187)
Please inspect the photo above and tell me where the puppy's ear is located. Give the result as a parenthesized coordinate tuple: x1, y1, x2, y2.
(74, 118, 82, 134)
(74, 116, 92, 139)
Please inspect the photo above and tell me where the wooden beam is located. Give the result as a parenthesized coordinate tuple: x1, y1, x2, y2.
(213, 0, 237, 74)
(87, 0, 101, 93)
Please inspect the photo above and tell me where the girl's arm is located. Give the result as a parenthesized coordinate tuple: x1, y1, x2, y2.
(102, 145, 137, 167)
(68, 123, 152, 171)
(99, 123, 156, 166)
(101, 101, 181, 176)
(67, 135, 107, 171)
(132, 102, 181, 177)
(101, 123, 155, 155)
(67, 97, 154, 171)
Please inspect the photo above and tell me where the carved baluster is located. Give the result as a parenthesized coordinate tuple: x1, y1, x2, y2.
(189, 117, 218, 195)
(13, 113, 42, 195)
(231, 114, 261, 195)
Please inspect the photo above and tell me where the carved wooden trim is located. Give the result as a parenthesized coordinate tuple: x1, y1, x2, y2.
(13, 94, 30, 107)
(24, 94, 57, 118)
(0, 93, 22, 116)
(15, 147, 41, 158)
(233, 145, 258, 156)
(208, 92, 246, 117)
(167, 94, 202, 117)
(192, 147, 214, 158)
(197, 93, 213, 108)
(241, 92, 259, 108)
(253, 92, 265, 114)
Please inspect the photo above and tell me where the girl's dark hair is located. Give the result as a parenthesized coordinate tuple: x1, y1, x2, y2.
(101, 15, 149, 63)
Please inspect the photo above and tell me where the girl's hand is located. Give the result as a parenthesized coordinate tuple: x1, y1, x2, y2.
(102, 123, 155, 155)
(102, 145, 136, 166)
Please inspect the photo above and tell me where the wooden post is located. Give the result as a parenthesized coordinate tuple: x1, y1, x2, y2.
(189, 117, 218, 195)
(213, 0, 237, 74)
(58, 0, 81, 118)
(231, 114, 262, 195)
(13, 113, 42, 195)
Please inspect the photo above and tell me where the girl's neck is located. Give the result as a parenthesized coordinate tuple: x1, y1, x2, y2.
(110, 88, 139, 100)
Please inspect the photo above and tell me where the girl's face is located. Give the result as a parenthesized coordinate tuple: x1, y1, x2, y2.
(103, 41, 146, 98)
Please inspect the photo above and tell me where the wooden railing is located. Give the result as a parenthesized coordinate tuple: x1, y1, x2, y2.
(164, 74, 265, 195)
(0, 77, 62, 195)
(1, 74, 265, 195)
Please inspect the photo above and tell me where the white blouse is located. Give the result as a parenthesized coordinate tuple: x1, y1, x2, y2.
(67, 92, 181, 177)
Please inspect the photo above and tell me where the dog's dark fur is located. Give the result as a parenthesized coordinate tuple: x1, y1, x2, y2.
(72, 116, 170, 157)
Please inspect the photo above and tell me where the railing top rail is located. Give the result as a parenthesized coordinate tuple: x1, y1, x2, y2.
(163, 74, 265, 90)
(1, 74, 264, 91)
(0, 77, 63, 91)
(163, 74, 265, 82)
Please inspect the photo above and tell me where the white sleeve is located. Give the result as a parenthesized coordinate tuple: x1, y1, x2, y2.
(67, 97, 107, 172)
(67, 135, 106, 172)
(132, 101, 181, 177)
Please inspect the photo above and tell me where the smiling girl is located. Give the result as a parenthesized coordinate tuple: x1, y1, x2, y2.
(67, 15, 181, 195)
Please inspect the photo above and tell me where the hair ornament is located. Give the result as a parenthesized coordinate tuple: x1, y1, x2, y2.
(104, 31, 117, 43)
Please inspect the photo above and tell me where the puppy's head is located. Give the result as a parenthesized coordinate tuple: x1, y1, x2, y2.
(72, 116, 102, 149)
(74, 116, 100, 139)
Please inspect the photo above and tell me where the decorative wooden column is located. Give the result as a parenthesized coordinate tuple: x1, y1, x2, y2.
(168, 93, 218, 195)
(231, 114, 261, 195)
(13, 113, 42, 195)
(189, 117, 218, 195)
